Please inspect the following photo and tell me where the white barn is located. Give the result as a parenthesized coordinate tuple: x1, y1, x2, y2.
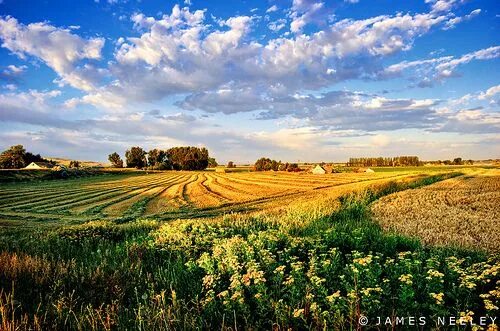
(312, 165, 327, 175)
(24, 162, 54, 169)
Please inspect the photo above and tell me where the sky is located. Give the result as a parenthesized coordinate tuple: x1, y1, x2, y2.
(0, 0, 499, 164)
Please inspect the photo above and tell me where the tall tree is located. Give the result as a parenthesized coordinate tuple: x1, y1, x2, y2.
(0, 145, 27, 169)
(125, 147, 147, 169)
(254, 157, 278, 171)
(108, 152, 124, 168)
(166, 146, 209, 170)
(147, 149, 168, 167)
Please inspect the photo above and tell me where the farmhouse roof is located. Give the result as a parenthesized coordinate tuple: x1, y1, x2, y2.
(312, 164, 327, 174)
(28, 162, 55, 168)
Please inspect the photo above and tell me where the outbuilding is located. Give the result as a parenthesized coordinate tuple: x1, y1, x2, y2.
(312, 164, 327, 175)
(24, 162, 54, 169)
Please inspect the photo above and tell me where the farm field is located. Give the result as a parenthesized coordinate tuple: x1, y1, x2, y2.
(0, 169, 423, 225)
(0, 167, 499, 330)
(372, 168, 500, 252)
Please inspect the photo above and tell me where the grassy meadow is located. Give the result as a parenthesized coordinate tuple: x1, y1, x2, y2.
(0, 167, 499, 330)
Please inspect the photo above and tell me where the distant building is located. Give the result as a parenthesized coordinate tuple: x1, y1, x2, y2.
(24, 162, 55, 169)
(354, 167, 375, 173)
(312, 165, 327, 175)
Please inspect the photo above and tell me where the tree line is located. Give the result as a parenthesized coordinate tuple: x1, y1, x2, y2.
(109, 146, 212, 170)
(254, 157, 301, 172)
(427, 158, 473, 165)
(0, 145, 55, 169)
(347, 156, 421, 167)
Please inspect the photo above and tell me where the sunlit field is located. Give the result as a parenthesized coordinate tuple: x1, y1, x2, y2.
(372, 168, 500, 252)
(0, 169, 418, 224)
(0, 167, 499, 330)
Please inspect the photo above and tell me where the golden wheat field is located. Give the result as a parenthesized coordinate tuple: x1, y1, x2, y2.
(371, 169, 500, 252)
(0, 170, 423, 225)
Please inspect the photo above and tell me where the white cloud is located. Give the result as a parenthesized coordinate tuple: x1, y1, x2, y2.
(383, 46, 500, 86)
(266, 5, 278, 13)
(443, 8, 481, 30)
(0, 16, 105, 91)
(478, 85, 500, 100)
(289, 0, 327, 34)
(425, 0, 466, 13)
(6, 64, 27, 74)
(78, 5, 450, 110)
(268, 19, 287, 32)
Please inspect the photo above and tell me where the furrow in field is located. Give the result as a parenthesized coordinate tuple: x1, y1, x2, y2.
(206, 173, 256, 201)
(41, 188, 131, 212)
(2, 187, 115, 210)
(103, 187, 165, 217)
(194, 174, 231, 206)
(20, 186, 132, 211)
(99, 173, 186, 216)
(230, 174, 320, 189)
(78, 174, 185, 216)
(143, 175, 193, 215)
(212, 174, 304, 194)
(0, 188, 88, 207)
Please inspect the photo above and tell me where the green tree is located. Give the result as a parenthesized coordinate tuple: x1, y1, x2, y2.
(208, 157, 218, 168)
(0, 145, 27, 169)
(227, 161, 235, 168)
(108, 152, 124, 168)
(254, 157, 276, 171)
(147, 149, 168, 168)
(167, 146, 209, 170)
(125, 147, 147, 169)
(24, 152, 52, 165)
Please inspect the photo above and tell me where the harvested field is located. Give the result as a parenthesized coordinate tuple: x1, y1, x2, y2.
(0, 169, 422, 224)
(371, 169, 500, 252)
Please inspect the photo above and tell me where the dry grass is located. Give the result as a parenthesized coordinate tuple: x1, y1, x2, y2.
(371, 169, 500, 252)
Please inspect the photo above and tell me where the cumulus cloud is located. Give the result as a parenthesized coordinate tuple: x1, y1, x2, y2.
(425, 0, 466, 13)
(443, 8, 481, 30)
(0, 89, 77, 128)
(478, 85, 500, 100)
(65, 4, 453, 110)
(268, 19, 287, 32)
(177, 88, 449, 131)
(0, 16, 105, 91)
(289, 0, 328, 34)
(6, 64, 27, 74)
(266, 5, 279, 13)
(2, 2, 497, 161)
(0, 64, 27, 82)
(382, 46, 500, 86)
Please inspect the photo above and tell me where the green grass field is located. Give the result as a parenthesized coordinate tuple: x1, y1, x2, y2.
(0, 167, 499, 330)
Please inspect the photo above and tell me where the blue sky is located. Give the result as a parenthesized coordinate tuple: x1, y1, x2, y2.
(0, 0, 499, 163)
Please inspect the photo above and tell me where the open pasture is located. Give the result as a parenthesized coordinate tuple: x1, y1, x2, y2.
(0, 169, 421, 224)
